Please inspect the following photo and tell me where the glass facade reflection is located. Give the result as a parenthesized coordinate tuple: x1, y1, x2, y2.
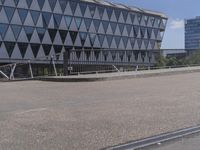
(0, 0, 167, 65)
(185, 17, 200, 50)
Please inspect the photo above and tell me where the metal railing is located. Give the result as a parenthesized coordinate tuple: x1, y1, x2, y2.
(0, 56, 59, 81)
(1, 48, 200, 80)
(64, 49, 161, 75)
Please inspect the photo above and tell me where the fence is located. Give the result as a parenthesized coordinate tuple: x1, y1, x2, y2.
(1, 48, 199, 80)
(0, 57, 60, 80)
(64, 49, 161, 75)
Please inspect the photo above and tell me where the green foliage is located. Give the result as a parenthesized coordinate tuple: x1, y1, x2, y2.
(155, 56, 167, 67)
(156, 56, 185, 67)
(185, 50, 200, 65)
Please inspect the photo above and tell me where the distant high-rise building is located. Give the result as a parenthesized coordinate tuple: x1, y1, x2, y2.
(185, 16, 200, 52)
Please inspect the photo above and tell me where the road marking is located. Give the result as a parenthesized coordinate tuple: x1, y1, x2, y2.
(16, 108, 47, 115)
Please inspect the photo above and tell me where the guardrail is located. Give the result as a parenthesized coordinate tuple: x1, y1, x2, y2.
(64, 49, 161, 75)
(67, 63, 200, 75)
(104, 125, 200, 150)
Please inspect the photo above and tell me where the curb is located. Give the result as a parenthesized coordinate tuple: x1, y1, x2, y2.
(38, 67, 200, 82)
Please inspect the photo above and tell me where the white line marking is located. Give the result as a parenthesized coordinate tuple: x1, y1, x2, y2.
(16, 108, 47, 115)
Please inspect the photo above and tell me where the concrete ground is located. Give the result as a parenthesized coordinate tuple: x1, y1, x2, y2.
(1, 72, 200, 150)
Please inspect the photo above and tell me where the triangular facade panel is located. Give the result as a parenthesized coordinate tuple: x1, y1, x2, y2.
(102, 9, 109, 21)
(118, 12, 125, 23)
(93, 7, 100, 20)
(74, 4, 82, 17)
(53, 32, 63, 45)
(37, 46, 45, 58)
(4, 0, 15, 7)
(110, 10, 117, 22)
(0, 43, 9, 58)
(74, 33, 82, 47)
(18, 0, 28, 9)
(36, 13, 43, 27)
(43, 0, 52, 12)
(110, 38, 117, 49)
(126, 39, 132, 50)
(53, 0, 62, 14)
(114, 25, 121, 36)
(59, 16, 67, 30)
(11, 9, 22, 25)
(126, 13, 132, 24)
(118, 38, 125, 49)
(48, 15, 55, 28)
(97, 22, 105, 34)
(69, 18, 78, 31)
(17, 27, 28, 42)
(64, 32, 73, 46)
(140, 16, 146, 26)
(84, 35, 91, 47)
(133, 40, 139, 50)
(64, 2, 72, 15)
(30, 0, 40, 11)
(24, 44, 34, 59)
(140, 41, 146, 50)
(0, 7, 9, 23)
(102, 37, 109, 48)
(89, 21, 96, 33)
(11, 44, 22, 59)
(24, 11, 34, 26)
(42, 30, 52, 44)
(106, 24, 113, 35)
(4, 26, 16, 41)
(84, 6, 92, 18)
(30, 28, 40, 43)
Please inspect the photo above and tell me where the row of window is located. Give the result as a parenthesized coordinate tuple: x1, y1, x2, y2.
(0, 41, 156, 62)
(0, 0, 166, 24)
(0, 36, 156, 56)
(0, 23, 160, 45)
(0, 41, 65, 58)
(0, 5, 165, 28)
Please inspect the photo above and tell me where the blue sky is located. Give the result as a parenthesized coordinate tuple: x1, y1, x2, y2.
(108, 0, 200, 49)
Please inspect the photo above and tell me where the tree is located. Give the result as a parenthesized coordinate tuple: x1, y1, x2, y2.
(185, 50, 200, 65)
(155, 56, 167, 67)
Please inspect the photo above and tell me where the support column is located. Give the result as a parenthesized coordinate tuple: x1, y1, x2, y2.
(10, 64, 16, 80)
(28, 60, 33, 78)
(51, 56, 58, 76)
(63, 50, 70, 76)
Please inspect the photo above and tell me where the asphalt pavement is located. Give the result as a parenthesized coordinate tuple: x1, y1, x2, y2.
(1, 72, 200, 149)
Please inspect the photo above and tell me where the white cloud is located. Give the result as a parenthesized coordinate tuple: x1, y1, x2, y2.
(169, 19, 184, 29)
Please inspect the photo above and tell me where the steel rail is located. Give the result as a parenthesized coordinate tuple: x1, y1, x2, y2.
(104, 125, 200, 150)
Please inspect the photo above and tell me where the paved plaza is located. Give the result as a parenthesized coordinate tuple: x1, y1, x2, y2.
(1, 72, 200, 149)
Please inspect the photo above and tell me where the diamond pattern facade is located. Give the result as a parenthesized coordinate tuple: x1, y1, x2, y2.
(0, 0, 167, 64)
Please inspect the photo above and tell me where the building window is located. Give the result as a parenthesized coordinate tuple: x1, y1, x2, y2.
(5, 6, 15, 22)
(11, 25, 22, 40)
(42, 12, 52, 28)
(18, 8, 28, 24)
(24, 26, 34, 41)
(37, 0, 45, 10)
(0, 24, 9, 39)
(65, 16, 72, 28)
(74, 17, 82, 29)
(30, 10, 40, 25)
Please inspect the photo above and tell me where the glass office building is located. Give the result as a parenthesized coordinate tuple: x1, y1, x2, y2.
(185, 17, 200, 52)
(0, 0, 167, 66)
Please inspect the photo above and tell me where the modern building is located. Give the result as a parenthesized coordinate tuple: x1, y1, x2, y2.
(185, 16, 200, 54)
(0, 0, 167, 75)
(162, 49, 187, 60)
